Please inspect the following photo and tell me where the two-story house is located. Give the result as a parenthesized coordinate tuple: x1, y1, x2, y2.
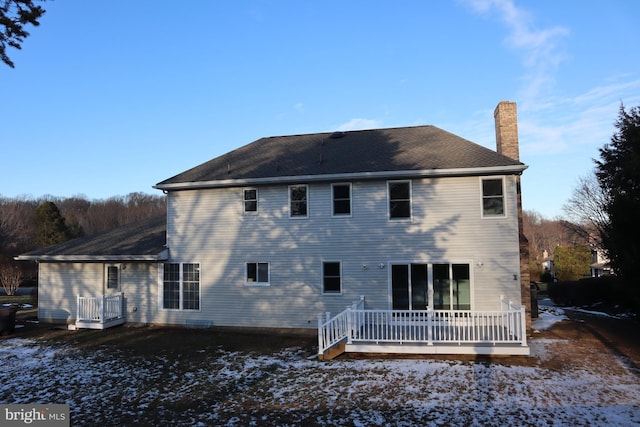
(17, 101, 530, 357)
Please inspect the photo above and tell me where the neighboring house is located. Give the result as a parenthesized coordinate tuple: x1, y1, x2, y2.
(541, 250, 554, 278)
(17, 101, 530, 357)
(590, 248, 612, 278)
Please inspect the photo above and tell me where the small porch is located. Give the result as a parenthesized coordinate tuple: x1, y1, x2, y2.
(318, 296, 529, 360)
(75, 292, 125, 330)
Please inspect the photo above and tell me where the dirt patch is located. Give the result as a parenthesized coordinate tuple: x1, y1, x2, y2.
(9, 307, 640, 367)
(10, 315, 319, 358)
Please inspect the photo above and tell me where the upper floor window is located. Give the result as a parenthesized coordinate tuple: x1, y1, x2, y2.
(246, 262, 270, 286)
(332, 183, 351, 216)
(243, 188, 258, 213)
(388, 180, 411, 219)
(482, 178, 505, 217)
(289, 185, 308, 218)
(322, 261, 341, 294)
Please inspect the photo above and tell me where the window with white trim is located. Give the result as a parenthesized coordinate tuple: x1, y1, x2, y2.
(481, 178, 505, 217)
(332, 183, 351, 216)
(322, 261, 341, 293)
(289, 185, 308, 218)
(246, 262, 270, 285)
(162, 263, 200, 310)
(388, 180, 411, 219)
(106, 265, 119, 290)
(243, 188, 258, 213)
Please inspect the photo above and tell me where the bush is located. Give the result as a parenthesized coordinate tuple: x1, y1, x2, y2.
(548, 275, 627, 309)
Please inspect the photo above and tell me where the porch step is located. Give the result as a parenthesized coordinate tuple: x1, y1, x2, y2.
(319, 342, 346, 361)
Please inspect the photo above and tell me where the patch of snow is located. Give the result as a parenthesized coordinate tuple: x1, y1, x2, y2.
(0, 336, 639, 426)
(532, 306, 568, 331)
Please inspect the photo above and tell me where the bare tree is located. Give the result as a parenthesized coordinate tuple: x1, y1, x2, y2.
(563, 173, 609, 248)
(0, 263, 22, 296)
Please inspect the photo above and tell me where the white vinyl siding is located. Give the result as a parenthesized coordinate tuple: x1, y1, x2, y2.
(164, 175, 521, 328)
(36, 262, 160, 325)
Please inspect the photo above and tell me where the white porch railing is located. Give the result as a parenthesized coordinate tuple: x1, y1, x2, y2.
(76, 292, 124, 329)
(318, 296, 527, 356)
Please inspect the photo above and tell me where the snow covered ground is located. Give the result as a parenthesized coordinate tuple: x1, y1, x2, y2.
(0, 308, 639, 426)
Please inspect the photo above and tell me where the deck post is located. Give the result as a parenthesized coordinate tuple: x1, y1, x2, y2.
(427, 308, 433, 345)
(317, 315, 324, 355)
(346, 308, 353, 345)
(520, 306, 528, 346)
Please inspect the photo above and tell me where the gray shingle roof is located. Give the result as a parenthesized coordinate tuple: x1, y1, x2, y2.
(156, 125, 525, 188)
(16, 215, 167, 261)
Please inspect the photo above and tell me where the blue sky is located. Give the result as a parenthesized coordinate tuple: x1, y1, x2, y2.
(1, 0, 639, 219)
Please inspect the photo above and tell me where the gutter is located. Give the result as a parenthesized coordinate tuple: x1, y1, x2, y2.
(15, 249, 169, 263)
(154, 165, 528, 192)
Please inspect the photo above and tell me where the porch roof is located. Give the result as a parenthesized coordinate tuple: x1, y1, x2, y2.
(15, 215, 168, 262)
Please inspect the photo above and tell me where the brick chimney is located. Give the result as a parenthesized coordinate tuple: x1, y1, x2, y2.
(494, 101, 531, 330)
(494, 101, 519, 161)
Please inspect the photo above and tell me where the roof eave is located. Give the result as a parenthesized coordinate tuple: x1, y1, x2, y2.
(15, 249, 169, 263)
(154, 164, 528, 191)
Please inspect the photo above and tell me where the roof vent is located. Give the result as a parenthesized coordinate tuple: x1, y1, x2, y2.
(329, 131, 345, 139)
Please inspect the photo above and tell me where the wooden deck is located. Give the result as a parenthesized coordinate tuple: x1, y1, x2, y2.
(319, 297, 529, 359)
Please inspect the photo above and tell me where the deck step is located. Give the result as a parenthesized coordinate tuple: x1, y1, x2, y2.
(319, 342, 346, 361)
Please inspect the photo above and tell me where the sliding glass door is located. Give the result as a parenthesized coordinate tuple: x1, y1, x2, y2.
(392, 263, 470, 310)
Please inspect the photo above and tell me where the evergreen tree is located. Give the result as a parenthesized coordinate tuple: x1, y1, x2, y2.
(553, 245, 591, 282)
(595, 104, 640, 307)
(0, 0, 46, 68)
(33, 201, 70, 247)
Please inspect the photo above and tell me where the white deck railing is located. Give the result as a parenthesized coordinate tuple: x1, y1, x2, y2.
(318, 296, 365, 354)
(318, 296, 527, 355)
(77, 292, 124, 323)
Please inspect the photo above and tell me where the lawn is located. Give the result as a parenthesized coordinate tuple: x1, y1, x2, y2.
(1, 306, 639, 426)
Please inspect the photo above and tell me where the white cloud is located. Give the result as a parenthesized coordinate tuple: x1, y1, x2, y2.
(335, 118, 382, 131)
(462, 0, 569, 103)
(519, 77, 640, 156)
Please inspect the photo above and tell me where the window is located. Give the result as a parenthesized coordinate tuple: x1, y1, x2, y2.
(388, 180, 411, 219)
(162, 263, 180, 310)
(162, 263, 200, 310)
(289, 185, 308, 218)
(482, 178, 505, 217)
(106, 265, 119, 289)
(332, 183, 351, 216)
(182, 263, 200, 310)
(323, 262, 341, 293)
(243, 188, 258, 213)
(246, 262, 269, 285)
